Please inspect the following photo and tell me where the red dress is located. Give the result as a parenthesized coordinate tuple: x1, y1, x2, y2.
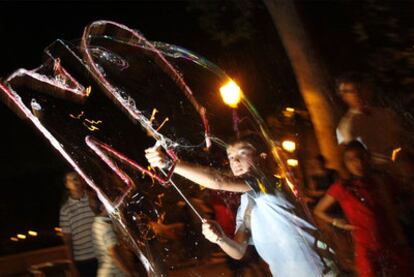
(328, 177, 412, 276)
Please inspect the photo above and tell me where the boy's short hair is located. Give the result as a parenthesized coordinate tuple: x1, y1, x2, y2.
(227, 132, 268, 154)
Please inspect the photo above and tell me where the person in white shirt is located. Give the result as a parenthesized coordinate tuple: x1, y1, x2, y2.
(336, 72, 402, 166)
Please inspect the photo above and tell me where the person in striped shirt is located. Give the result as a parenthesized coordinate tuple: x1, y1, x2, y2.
(60, 172, 97, 276)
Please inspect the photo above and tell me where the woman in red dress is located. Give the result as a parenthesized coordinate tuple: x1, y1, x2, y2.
(314, 141, 412, 276)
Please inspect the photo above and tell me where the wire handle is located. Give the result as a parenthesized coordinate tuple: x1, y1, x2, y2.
(152, 141, 203, 221)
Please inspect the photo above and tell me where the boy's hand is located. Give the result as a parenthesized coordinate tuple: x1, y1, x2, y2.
(145, 147, 168, 169)
(202, 219, 225, 244)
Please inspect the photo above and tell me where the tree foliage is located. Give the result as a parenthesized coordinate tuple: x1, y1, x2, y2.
(349, 0, 414, 113)
(186, 0, 258, 46)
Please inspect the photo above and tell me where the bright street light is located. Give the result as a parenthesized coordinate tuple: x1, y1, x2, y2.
(28, 230, 38, 237)
(287, 159, 299, 167)
(283, 107, 296, 118)
(17, 234, 26, 239)
(282, 140, 296, 152)
(220, 80, 242, 108)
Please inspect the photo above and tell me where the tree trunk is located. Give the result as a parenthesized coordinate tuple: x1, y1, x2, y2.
(263, 0, 343, 172)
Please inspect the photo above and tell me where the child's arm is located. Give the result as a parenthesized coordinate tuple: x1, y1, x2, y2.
(202, 219, 249, 260)
(145, 147, 251, 192)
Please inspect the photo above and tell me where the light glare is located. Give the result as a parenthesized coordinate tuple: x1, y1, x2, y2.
(28, 230, 38, 236)
(17, 234, 26, 239)
(282, 140, 296, 152)
(220, 80, 241, 108)
(287, 159, 299, 167)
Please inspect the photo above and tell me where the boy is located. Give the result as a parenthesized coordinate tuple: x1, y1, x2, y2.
(145, 138, 337, 276)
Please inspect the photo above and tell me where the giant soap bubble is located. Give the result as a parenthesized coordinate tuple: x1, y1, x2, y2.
(0, 20, 317, 276)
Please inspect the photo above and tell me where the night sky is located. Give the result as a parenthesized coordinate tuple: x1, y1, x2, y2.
(1, 0, 412, 256)
(0, 0, 300, 255)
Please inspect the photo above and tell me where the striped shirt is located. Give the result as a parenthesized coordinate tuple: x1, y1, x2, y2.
(59, 194, 96, 261)
(92, 216, 126, 277)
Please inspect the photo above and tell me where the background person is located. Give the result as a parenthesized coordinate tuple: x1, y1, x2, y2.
(314, 141, 413, 276)
(59, 172, 97, 276)
(336, 72, 402, 167)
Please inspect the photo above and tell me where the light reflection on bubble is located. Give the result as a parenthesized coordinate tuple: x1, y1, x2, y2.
(90, 46, 129, 70)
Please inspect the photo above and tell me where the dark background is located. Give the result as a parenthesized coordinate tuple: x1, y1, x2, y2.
(0, 0, 298, 255)
(1, 0, 413, 255)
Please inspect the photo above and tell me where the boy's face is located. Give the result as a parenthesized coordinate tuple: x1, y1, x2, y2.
(227, 142, 257, 177)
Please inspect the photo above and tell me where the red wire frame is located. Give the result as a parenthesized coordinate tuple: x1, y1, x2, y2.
(85, 136, 177, 190)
